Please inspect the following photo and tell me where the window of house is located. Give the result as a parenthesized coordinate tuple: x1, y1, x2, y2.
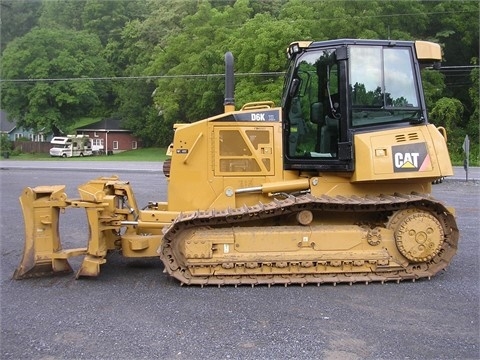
(14, 133, 23, 140)
(32, 134, 45, 142)
(132, 141, 137, 150)
(113, 141, 119, 150)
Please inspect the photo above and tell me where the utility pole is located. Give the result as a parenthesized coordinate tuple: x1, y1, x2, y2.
(462, 135, 470, 181)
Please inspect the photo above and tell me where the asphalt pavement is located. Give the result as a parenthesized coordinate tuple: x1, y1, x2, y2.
(0, 159, 478, 180)
(0, 159, 163, 173)
(0, 162, 479, 359)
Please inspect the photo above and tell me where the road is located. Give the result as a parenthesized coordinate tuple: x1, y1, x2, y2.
(0, 163, 479, 359)
(0, 160, 478, 180)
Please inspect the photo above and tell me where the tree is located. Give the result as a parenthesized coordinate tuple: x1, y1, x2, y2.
(228, 12, 307, 106)
(103, 0, 196, 146)
(38, 0, 86, 30)
(430, 97, 464, 130)
(426, 1, 479, 124)
(467, 58, 479, 164)
(430, 97, 465, 162)
(0, 134, 13, 156)
(0, 0, 42, 53)
(421, 69, 446, 111)
(146, 0, 255, 145)
(82, 0, 150, 46)
(0, 28, 112, 133)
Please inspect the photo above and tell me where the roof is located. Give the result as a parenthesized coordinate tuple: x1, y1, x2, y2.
(76, 118, 130, 132)
(0, 110, 16, 133)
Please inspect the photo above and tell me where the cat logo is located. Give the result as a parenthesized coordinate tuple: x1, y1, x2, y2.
(394, 152, 420, 169)
(392, 142, 431, 173)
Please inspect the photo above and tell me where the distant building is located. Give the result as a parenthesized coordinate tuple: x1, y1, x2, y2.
(0, 110, 15, 138)
(76, 118, 141, 154)
(1, 110, 140, 154)
(0, 109, 52, 142)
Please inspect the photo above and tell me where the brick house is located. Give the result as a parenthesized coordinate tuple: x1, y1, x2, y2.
(76, 118, 141, 154)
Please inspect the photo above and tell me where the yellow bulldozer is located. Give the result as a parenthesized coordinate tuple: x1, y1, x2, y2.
(14, 39, 458, 286)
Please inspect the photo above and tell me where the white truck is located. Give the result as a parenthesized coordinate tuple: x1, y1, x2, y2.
(49, 135, 93, 158)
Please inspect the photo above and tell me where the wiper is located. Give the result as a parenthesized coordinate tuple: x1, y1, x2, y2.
(409, 115, 425, 124)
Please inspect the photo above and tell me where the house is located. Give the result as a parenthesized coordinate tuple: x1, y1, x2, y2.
(1, 109, 53, 154)
(0, 110, 15, 138)
(1, 109, 52, 142)
(75, 118, 141, 154)
(1, 110, 140, 154)
(2, 109, 53, 154)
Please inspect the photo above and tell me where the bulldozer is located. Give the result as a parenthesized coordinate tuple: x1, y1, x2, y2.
(13, 39, 458, 286)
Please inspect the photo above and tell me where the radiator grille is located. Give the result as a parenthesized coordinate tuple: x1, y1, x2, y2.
(395, 132, 419, 142)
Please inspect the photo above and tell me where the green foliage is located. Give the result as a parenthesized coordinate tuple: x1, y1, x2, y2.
(82, 0, 150, 46)
(429, 97, 469, 163)
(38, 0, 86, 30)
(0, 0, 42, 53)
(1, 28, 112, 133)
(146, 1, 250, 138)
(430, 97, 464, 130)
(421, 69, 446, 111)
(466, 58, 479, 165)
(0, 134, 13, 153)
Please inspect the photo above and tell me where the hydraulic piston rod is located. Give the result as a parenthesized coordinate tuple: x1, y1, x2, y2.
(236, 178, 310, 195)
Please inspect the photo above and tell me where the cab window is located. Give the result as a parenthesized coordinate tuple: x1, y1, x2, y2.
(286, 49, 340, 159)
(349, 46, 421, 127)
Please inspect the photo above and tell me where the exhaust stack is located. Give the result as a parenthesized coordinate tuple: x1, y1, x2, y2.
(224, 51, 235, 113)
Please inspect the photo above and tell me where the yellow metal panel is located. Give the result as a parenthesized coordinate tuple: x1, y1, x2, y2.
(352, 124, 451, 182)
(415, 41, 442, 61)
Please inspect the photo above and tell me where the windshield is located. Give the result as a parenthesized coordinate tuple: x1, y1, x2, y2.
(349, 46, 421, 127)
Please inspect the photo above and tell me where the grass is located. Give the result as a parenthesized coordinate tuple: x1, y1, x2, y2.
(10, 147, 168, 162)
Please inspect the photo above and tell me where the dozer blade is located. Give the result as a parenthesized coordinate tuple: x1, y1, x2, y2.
(13, 186, 84, 279)
(13, 177, 145, 280)
(76, 255, 107, 278)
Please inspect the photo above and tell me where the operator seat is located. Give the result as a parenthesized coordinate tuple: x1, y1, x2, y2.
(310, 101, 339, 155)
(320, 117, 339, 154)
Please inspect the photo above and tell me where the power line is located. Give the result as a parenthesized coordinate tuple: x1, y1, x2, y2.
(295, 9, 479, 21)
(3, 66, 478, 84)
(0, 72, 286, 83)
(0, 65, 476, 84)
(442, 66, 479, 69)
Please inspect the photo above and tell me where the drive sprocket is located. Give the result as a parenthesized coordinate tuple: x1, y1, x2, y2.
(387, 208, 444, 263)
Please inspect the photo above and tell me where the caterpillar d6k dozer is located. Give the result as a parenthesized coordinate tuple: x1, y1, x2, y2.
(14, 39, 458, 286)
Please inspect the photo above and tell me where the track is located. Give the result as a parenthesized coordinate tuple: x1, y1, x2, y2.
(160, 193, 458, 286)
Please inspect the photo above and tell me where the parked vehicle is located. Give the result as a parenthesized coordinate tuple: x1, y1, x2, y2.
(49, 135, 93, 158)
